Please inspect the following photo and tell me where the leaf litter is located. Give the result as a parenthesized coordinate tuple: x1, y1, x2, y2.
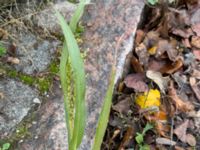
(103, 1, 200, 149)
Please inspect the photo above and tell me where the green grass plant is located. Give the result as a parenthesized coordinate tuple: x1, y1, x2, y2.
(56, 0, 116, 149)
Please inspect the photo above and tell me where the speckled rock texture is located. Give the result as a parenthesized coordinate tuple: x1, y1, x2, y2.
(0, 78, 39, 139)
(2, 1, 76, 75)
(32, 1, 76, 34)
(17, 82, 68, 150)
(11, 27, 59, 74)
(15, 0, 144, 149)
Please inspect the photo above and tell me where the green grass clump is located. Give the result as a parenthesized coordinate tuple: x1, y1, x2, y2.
(56, 0, 119, 149)
(56, 4, 88, 149)
(0, 143, 10, 150)
(135, 123, 153, 150)
(92, 67, 116, 150)
(0, 43, 6, 57)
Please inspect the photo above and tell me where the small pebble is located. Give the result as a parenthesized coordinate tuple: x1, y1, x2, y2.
(33, 98, 41, 104)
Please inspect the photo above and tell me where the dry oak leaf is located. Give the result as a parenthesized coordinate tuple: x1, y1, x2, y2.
(193, 50, 200, 61)
(131, 55, 144, 73)
(145, 110, 167, 122)
(124, 73, 148, 92)
(191, 69, 200, 79)
(160, 58, 183, 74)
(174, 120, 189, 143)
(168, 81, 194, 112)
(135, 43, 149, 66)
(189, 77, 200, 102)
(155, 121, 170, 137)
(191, 36, 200, 49)
(186, 133, 196, 146)
(172, 28, 194, 38)
(156, 137, 176, 146)
(112, 97, 131, 114)
(146, 70, 170, 93)
(135, 29, 145, 46)
(192, 23, 200, 36)
(118, 126, 134, 149)
(156, 39, 179, 62)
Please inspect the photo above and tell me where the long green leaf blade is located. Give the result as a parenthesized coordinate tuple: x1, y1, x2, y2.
(56, 11, 86, 149)
(69, 0, 90, 33)
(59, 42, 72, 142)
(92, 68, 116, 150)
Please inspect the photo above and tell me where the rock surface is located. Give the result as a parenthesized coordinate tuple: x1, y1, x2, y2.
(0, 78, 39, 139)
(12, 27, 59, 74)
(14, 0, 144, 149)
(0, 0, 75, 143)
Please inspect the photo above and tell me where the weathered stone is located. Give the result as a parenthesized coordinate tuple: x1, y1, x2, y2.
(31, 1, 76, 35)
(0, 78, 39, 139)
(2, 1, 76, 75)
(16, 82, 68, 150)
(16, 0, 144, 149)
(12, 28, 59, 74)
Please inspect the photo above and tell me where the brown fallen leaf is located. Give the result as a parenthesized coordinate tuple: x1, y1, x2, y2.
(189, 77, 200, 101)
(193, 50, 200, 61)
(0, 28, 8, 39)
(118, 82, 125, 92)
(182, 38, 191, 48)
(187, 110, 200, 130)
(124, 73, 148, 92)
(175, 146, 185, 150)
(156, 137, 176, 146)
(192, 23, 200, 36)
(155, 39, 179, 62)
(191, 69, 200, 79)
(135, 29, 145, 46)
(191, 9, 200, 25)
(143, 31, 160, 48)
(112, 97, 131, 114)
(146, 70, 170, 93)
(145, 111, 167, 122)
(168, 81, 194, 112)
(160, 58, 183, 74)
(191, 36, 200, 49)
(186, 134, 196, 146)
(148, 59, 167, 72)
(135, 43, 149, 67)
(155, 121, 170, 138)
(172, 28, 194, 38)
(118, 126, 134, 150)
(174, 120, 189, 143)
(131, 55, 144, 73)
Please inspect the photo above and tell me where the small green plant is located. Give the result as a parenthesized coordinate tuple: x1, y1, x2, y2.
(0, 143, 10, 150)
(148, 0, 158, 5)
(57, 0, 117, 150)
(135, 123, 153, 150)
(56, 1, 89, 150)
(147, 0, 175, 5)
(92, 67, 116, 150)
(0, 43, 6, 56)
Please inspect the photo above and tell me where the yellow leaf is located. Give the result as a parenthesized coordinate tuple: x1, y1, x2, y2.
(148, 46, 157, 55)
(135, 89, 161, 109)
